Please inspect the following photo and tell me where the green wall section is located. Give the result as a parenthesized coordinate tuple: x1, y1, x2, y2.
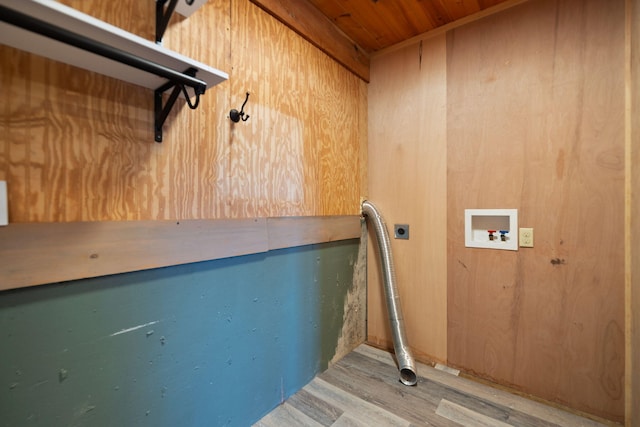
(0, 239, 360, 427)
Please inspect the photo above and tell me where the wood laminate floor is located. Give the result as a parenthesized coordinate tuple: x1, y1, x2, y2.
(254, 344, 612, 427)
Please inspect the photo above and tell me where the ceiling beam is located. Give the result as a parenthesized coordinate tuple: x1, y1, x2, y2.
(251, 0, 370, 82)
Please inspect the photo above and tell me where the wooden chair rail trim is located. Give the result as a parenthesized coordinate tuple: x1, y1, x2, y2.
(0, 215, 362, 291)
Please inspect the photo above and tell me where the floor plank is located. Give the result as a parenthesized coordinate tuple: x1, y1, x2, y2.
(319, 357, 457, 426)
(254, 344, 611, 427)
(287, 388, 344, 426)
(354, 345, 608, 427)
(328, 352, 559, 426)
(254, 402, 325, 427)
(305, 378, 411, 427)
(436, 399, 514, 427)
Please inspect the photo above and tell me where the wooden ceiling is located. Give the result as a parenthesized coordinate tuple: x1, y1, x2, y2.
(306, 0, 513, 54)
(251, 0, 521, 81)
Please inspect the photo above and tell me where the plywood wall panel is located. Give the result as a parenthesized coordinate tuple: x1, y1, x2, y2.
(368, 0, 626, 421)
(227, 0, 309, 217)
(57, 0, 155, 38)
(367, 35, 448, 363)
(0, 0, 364, 222)
(446, 0, 625, 421)
(229, 0, 364, 217)
(628, 0, 640, 423)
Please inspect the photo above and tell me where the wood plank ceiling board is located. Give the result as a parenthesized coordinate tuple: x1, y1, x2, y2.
(306, 0, 514, 53)
(254, 0, 517, 81)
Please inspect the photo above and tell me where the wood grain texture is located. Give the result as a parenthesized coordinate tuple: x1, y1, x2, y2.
(446, 0, 625, 421)
(0, 215, 361, 291)
(354, 345, 610, 427)
(284, 388, 343, 426)
(306, 0, 512, 54)
(323, 352, 565, 427)
(435, 399, 513, 427)
(267, 216, 361, 250)
(229, 0, 365, 218)
(0, 0, 365, 223)
(628, 0, 640, 424)
(250, 0, 370, 82)
(0, 219, 266, 290)
(302, 378, 412, 427)
(358, 82, 368, 200)
(257, 344, 609, 426)
(254, 403, 325, 427)
(370, 0, 530, 59)
(367, 35, 448, 363)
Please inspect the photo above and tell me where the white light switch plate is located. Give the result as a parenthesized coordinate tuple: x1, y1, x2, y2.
(0, 181, 7, 226)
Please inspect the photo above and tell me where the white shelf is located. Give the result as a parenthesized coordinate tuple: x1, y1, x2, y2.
(0, 0, 228, 92)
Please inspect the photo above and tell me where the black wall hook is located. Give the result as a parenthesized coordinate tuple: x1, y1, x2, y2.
(230, 92, 250, 122)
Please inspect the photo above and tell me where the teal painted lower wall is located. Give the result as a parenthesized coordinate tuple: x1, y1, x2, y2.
(0, 239, 362, 427)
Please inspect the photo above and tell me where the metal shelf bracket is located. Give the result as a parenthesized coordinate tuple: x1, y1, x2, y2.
(0, 0, 222, 143)
(155, 67, 202, 143)
(156, 0, 179, 43)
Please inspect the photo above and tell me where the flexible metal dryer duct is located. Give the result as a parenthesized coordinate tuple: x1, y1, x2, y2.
(362, 200, 417, 386)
